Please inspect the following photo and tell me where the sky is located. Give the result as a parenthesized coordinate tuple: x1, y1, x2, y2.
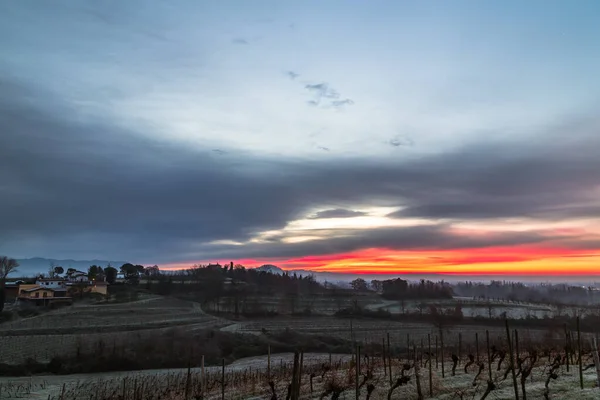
(1, 0, 599, 276)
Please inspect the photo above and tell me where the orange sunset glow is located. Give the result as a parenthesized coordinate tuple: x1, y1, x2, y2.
(165, 246, 600, 277)
(162, 206, 600, 277)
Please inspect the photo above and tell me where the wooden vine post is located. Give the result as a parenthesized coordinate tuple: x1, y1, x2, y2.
(387, 332, 392, 386)
(382, 337, 387, 377)
(476, 332, 480, 362)
(428, 333, 433, 397)
(355, 345, 360, 400)
(458, 332, 462, 366)
(267, 345, 271, 381)
(592, 337, 600, 390)
(564, 323, 570, 372)
(414, 348, 423, 400)
(486, 330, 492, 382)
(201, 355, 206, 399)
(505, 319, 519, 400)
(221, 358, 226, 400)
(577, 317, 583, 390)
(440, 328, 445, 378)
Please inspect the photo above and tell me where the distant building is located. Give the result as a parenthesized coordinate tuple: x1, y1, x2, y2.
(66, 270, 89, 282)
(35, 278, 66, 289)
(18, 287, 72, 307)
(12, 271, 109, 307)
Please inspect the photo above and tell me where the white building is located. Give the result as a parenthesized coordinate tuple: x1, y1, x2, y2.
(68, 271, 89, 282)
(35, 278, 66, 289)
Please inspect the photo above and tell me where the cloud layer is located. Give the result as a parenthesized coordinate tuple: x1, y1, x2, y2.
(1, 1, 599, 273)
(1, 77, 599, 266)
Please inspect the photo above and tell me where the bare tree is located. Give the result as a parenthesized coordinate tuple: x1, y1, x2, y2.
(0, 256, 19, 311)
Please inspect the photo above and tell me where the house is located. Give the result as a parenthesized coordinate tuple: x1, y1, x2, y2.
(66, 270, 89, 282)
(35, 278, 66, 289)
(62, 270, 110, 296)
(18, 287, 72, 307)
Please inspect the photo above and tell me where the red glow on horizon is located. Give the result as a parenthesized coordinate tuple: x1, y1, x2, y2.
(161, 245, 600, 276)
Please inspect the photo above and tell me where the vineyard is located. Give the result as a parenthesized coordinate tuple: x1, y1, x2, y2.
(0, 297, 227, 363)
(1, 320, 598, 399)
(0, 293, 598, 399)
(233, 317, 573, 349)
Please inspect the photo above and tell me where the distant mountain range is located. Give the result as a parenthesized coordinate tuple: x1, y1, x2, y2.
(14, 258, 127, 277)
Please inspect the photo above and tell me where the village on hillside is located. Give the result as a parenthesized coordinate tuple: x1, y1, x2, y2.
(2, 265, 127, 308)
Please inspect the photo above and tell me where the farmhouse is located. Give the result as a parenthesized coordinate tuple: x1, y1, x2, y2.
(18, 287, 73, 307)
(9, 271, 109, 307)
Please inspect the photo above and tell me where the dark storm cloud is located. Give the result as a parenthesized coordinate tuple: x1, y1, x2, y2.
(1, 78, 599, 263)
(308, 209, 367, 219)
